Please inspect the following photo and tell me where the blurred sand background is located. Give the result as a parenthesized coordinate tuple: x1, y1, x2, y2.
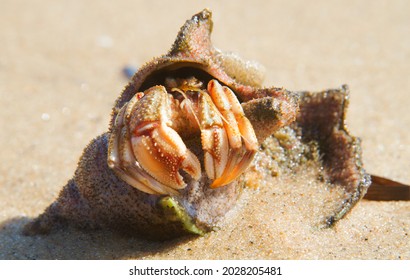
(0, 0, 409, 259)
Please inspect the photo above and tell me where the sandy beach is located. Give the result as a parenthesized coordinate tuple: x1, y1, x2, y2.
(0, 0, 409, 259)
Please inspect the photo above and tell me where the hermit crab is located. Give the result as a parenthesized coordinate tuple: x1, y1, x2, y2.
(23, 9, 370, 240)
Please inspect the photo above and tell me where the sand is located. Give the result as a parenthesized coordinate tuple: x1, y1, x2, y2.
(0, 0, 409, 259)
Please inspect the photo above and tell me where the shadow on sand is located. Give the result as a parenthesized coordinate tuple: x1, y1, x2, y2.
(0, 217, 194, 260)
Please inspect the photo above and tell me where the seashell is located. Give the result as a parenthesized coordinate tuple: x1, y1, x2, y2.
(23, 9, 369, 240)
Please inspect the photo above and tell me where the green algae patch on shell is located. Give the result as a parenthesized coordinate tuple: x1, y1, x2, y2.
(159, 197, 205, 236)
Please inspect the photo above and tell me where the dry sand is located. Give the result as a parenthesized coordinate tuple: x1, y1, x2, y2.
(0, 0, 409, 259)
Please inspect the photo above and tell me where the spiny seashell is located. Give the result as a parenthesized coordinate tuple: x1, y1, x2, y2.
(23, 9, 369, 240)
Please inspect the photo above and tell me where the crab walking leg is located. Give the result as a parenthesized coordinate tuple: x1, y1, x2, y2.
(207, 80, 243, 149)
(129, 86, 201, 192)
(206, 80, 242, 185)
(207, 80, 258, 188)
(222, 86, 258, 151)
(219, 85, 258, 182)
(197, 92, 229, 180)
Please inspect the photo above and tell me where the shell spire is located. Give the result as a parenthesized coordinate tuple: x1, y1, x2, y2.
(169, 9, 214, 58)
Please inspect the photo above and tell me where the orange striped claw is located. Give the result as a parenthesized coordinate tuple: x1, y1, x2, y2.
(108, 86, 201, 195)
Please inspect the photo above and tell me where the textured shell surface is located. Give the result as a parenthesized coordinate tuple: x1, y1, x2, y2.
(22, 9, 369, 240)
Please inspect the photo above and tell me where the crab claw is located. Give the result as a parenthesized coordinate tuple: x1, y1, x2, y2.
(204, 80, 258, 188)
(108, 86, 201, 195)
(131, 123, 201, 191)
(108, 103, 177, 195)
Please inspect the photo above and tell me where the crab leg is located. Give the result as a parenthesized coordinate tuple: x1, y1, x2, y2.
(197, 92, 229, 180)
(207, 80, 258, 188)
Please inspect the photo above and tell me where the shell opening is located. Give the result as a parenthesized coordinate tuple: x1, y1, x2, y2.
(139, 64, 223, 94)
